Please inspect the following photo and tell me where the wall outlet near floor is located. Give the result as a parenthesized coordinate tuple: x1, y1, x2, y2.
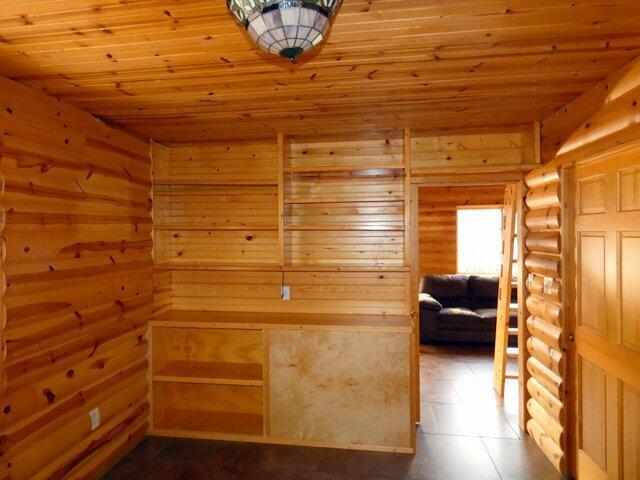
(281, 285, 290, 301)
(89, 407, 101, 431)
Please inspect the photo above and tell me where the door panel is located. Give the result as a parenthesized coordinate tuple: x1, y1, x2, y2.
(575, 150, 640, 480)
(578, 234, 607, 336)
(579, 359, 606, 469)
(620, 234, 640, 350)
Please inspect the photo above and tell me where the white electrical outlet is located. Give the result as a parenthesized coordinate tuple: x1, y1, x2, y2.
(89, 407, 101, 431)
(281, 285, 290, 301)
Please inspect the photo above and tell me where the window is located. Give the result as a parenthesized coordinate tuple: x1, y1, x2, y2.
(457, 208, 502, 274)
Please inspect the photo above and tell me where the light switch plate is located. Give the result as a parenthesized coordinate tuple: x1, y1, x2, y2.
(281, 285, 290, 301)
(89, 407, 101, 431)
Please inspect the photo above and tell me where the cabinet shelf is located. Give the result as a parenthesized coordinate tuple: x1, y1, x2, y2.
(284, 163, 404, 177)
(154, 262, 281, 271)
(154, 179, 277, 186)
(283, 196, 404, 204)
(154, 263, 409, 272)
(284, 224, 405, 231)
(155, 409, 264, 436)
(154, 225, 278, 231)
(153, 361, 263, 386)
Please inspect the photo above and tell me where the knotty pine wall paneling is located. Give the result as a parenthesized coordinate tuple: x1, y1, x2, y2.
(0, 76, 153, 479)
(418, 185, 506, 275)
(153, 135, 412, 317)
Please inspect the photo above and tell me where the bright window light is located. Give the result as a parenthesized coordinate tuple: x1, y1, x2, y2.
(457, 209, 502, 275)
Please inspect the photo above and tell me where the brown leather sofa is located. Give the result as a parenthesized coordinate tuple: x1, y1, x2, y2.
(419, 274, 517, 345)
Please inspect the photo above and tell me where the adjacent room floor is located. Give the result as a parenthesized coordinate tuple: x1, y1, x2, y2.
(101, 345, 562, 480)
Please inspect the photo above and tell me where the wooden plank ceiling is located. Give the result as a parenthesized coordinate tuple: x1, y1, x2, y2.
(0, 0, 639, 142)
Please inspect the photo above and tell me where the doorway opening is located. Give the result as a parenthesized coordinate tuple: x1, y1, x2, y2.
(415, 183, 527, 447)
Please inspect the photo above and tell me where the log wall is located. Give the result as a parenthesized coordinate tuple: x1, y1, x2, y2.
(0, 76, 153, 479)
(418, 185, 505, 275)
(522, 165, 569, 474)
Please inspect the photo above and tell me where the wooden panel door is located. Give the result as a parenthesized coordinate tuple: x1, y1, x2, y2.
(575, 150, 640, 480)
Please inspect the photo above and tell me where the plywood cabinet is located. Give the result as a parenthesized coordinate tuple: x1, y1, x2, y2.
(149, 311, 414, 453)
(269, 330, 411, 450)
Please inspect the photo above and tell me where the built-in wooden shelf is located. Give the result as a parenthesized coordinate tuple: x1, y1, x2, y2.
(154, 179, 277, 186)
(284, 224, 405, 231)
(151, 310, 413, 333)
(154, 225, 278, 231)
(154, 263, 409, 272)
(154, 410, 264, 436)
(411, 164, 536, 176)
(283, 196, 404, 204)
(285, 264, 409, 272)
(284, 163, 405, 176)
(154, 262, 281, 271)
(153, 361, 263, 386)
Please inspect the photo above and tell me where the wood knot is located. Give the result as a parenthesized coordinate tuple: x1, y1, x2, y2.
(43, 388, 56, 405)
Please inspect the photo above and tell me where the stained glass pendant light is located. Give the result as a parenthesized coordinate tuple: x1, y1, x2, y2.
(227, 0, 342, 62)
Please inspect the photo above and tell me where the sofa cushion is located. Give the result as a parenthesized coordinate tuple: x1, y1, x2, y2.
(419, 293, 442, 312)
(475, 308, 519, 328)
(469, 275, 499, 309)
(436, 307, 483, 331)
(421, 275, 470, 308)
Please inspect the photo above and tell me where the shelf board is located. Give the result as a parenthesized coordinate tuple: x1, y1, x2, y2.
(153, 263, 409, 272)
(154, 262, 281, 271)
(151, 310, 413, 333)
(155, 409, 264, 436)
(153, 361, 263, 386)
(285, 264, 410, 272)
(283, 196, 404, 204)
(284, 163, 405, 176)
(154, 179, 277, 186)
(154, 225, 278, 231)
(285, 224, 405, 231)
(410, 164, 536, 176)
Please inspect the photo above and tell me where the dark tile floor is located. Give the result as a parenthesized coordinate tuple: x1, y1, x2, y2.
(102, 345, 564, 480)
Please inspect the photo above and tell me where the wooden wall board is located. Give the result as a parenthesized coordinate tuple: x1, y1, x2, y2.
(170, 270, 408, 316)
(0, 2, 639, 141)
(268, 330, 411, 450)
(0, 75, 152, 480)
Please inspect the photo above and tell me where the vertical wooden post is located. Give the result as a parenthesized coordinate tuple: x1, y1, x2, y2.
(0, 138, 6, 394)
(560, 166, 577, 477)
(263, 329, 271, 437)
(517, 179, 531, 431)
(404, 129, 420, 427)
(277, 133, 285, 267)
(403, 128, 412, 270)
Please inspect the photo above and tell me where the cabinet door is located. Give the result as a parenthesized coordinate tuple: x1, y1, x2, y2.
(268, 330, 412, 450)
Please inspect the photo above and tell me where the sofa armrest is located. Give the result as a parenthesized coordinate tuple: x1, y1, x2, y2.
(419, 293, 442, 312)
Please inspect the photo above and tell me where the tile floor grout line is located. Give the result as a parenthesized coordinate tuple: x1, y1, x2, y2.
(479, 436, 505, 480)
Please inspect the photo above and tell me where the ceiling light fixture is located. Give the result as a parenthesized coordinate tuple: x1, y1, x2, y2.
(227, 0, 342, 63)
